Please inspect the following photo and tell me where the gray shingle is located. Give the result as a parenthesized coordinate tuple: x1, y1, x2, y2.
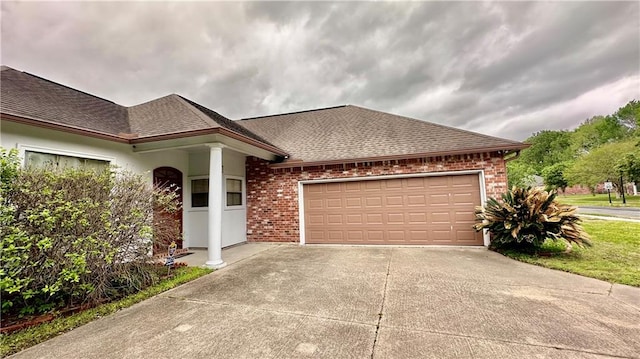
(1, 67, 129, 135)
(238, 105, 527, 163)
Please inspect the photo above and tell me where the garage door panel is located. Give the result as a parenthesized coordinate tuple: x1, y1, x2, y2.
(366, 213, 384, 224)
(386, 196, 404, 206)
(345, 197, 362, 208)
(365, 196, 383, 207)
(452, 192, 476, 205)
(326, 198, 343, 208)
(408, 212, 427, 224)
(307, 214, 325, 225)
(387, 213, 405, 224)
(365, 181, 382, 190)
(304, 174, 483, 245)
(388, 230, 406, 241)
(346, 214, 363, 224)
(430, 212, 452, 223)
(327, 214, 343, 225)
(308, 199, 324, 209)
(366, 231, 385, 241)
(429, 193, 450, 205)
(455, 229, 479, 241)
(325, 183, 342, 192)
(407, 195, 426, 206)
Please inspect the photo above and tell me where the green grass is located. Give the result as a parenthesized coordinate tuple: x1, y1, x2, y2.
(558, 193, 640, 208)
(502, 219, 640, 287)
(0, 266, 212, 357)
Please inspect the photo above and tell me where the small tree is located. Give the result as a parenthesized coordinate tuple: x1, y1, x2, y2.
(542, 162, 569, 193)
(565, 141, 636, 196)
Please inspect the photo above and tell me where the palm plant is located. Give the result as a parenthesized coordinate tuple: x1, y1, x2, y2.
(474, 187, 591, 252)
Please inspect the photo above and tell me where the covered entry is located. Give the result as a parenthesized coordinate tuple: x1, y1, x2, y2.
(302, 173, 483, 245)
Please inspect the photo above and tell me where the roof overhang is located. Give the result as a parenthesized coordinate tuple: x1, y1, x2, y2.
(1, 112, 288, 161)
(130, 129, 285, 161)
(269, 144, 529, 169)
(1, 112, 130, 143)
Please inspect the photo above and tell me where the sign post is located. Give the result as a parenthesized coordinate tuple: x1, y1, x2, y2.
(604, 181, 613, 205)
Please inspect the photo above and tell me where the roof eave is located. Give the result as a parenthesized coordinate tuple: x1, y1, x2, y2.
(1, 112, 130, 144)
(1, 112, 289, 157)
(269, 144, 529, 169)
(129, 127, 289, 156)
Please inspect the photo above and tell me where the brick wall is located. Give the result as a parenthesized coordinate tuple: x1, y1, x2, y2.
(246, 152, 507, 243)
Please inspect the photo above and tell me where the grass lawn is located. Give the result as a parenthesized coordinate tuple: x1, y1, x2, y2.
(0, 266, 212, 357)
(557, 193, 640, 208)
(501, 219, 640, 287)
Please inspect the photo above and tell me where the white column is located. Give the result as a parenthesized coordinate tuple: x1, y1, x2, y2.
(205, 144, 226, 268)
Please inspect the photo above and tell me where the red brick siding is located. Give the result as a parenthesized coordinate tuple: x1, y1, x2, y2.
(246, 153, 507, 243)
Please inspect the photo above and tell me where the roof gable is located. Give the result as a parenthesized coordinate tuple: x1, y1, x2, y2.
(238, 105, 526, 164)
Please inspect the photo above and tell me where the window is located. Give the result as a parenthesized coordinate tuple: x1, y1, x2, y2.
(226, 178, 243, 207)
(191, 178, 209, 208)
(25, 151, 109, 171)
(189, 177, 244, 208)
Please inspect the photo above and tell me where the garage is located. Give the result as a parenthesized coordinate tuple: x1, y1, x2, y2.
(303, 173, 483, 245)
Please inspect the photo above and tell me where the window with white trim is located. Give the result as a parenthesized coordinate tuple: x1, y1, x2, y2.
(226, 178, 243, 207)
(25, 150, 109, 171)
(191, 178, 209, 208)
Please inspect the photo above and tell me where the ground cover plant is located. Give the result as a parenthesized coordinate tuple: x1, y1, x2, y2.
(0, 148, 182, 329)
(501, 219, 640, 287)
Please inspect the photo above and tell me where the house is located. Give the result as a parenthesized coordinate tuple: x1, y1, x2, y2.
(1, 66, 527, 267)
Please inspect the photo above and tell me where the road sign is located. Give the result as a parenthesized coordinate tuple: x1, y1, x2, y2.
(604, 182, 613, 190)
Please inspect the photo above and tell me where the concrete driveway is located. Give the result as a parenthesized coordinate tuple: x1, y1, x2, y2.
(11, 245, 640, 359)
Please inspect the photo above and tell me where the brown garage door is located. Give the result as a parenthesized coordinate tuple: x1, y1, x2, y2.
(304, 174, 482, 245)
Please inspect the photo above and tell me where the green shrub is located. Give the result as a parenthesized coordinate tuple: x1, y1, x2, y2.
(0, 149, 180, 318)
(474, 187, 591, 252)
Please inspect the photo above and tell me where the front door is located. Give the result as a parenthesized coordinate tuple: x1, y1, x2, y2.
(153, 167, 183, 251)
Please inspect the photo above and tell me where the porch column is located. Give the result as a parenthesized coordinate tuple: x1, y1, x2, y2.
(205, 143, 226, 268)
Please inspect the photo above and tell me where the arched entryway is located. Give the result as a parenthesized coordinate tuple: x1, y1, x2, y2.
(153, 167, 183, 251)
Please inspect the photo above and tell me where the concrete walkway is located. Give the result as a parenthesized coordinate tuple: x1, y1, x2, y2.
(11, 246, 640, 359)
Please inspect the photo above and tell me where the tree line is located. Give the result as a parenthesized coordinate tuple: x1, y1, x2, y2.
(508, 100, 640, 195)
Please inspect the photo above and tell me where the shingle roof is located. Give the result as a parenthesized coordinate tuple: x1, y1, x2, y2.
(238, 105, 527, 164)
(1, 67, 278, 149)
(1, 66, 130, 135)
(128, 94, 218, 137)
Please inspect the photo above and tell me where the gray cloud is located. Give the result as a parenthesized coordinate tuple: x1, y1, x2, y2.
(1, 1, 638, 140)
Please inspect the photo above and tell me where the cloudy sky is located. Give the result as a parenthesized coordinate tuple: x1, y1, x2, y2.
(1, 1, 638, 140)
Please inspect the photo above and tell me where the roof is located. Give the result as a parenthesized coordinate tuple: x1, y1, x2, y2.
(2, 66, 527, 164)
(1, 66, 130, 135)
(239, 105, 527, 165)
(1, 66, 279, 151)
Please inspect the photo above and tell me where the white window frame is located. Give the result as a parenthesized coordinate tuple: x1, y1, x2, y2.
(188, 175, 210, 211)
(224, 175, 246, 210)
(18, 144, 115, 168)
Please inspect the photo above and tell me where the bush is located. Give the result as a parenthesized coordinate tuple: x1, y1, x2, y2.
(474, 187, 591, 252)
(0, 149, 180, 318)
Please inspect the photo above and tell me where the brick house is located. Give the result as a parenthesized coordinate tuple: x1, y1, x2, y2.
(1, 66, 527, 267)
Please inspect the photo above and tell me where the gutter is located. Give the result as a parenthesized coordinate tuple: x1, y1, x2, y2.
(270, 144, 529, 169)
(2, 112, 289, 157)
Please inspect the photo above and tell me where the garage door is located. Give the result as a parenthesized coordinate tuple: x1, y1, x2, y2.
(303, 174, 483, 245)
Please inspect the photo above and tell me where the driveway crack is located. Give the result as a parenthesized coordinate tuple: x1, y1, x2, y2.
(370, 248, 393, 359)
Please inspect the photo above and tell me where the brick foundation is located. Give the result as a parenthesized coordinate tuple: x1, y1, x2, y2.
(246, 153, 508, 243)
